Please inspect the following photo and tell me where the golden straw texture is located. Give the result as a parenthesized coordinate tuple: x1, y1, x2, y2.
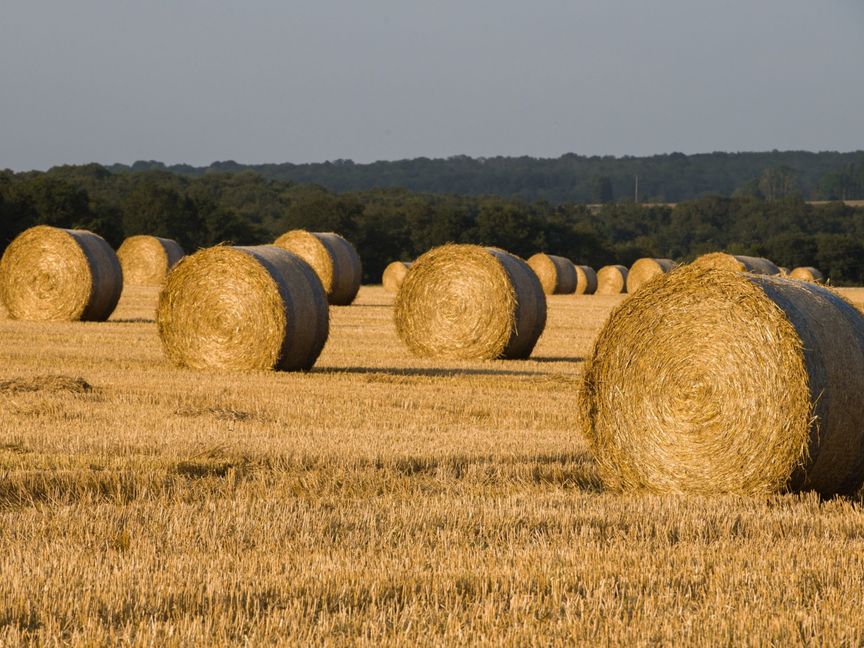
(274, 231, 362, 305)
(596, 265, 628, 295)
(527, 253, 577, 294)
(117, 235, 185, 285)
(789, 267, 824, 283)
(626, 258, 676, 293)
(691, 252, 780, 275)
(394, 244, 546, 360)
(157, 245, 329, 371)
(382, 261, 412, 293)
(0, 225, 122, 321)
(574, 265, 598, 295)
(580, 264, 864, 496)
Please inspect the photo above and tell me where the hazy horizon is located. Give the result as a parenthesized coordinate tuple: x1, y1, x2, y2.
(2, 0, 863, 171)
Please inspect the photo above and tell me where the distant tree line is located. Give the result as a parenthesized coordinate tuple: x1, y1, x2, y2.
(2, 164, 864, 284)
(108, 150, 864, 204)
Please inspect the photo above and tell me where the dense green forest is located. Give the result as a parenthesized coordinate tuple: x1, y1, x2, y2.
(108, 150, 864, 204)
(2, 163, 864, 284)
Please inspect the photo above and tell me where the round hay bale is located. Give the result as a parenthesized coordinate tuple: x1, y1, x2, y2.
(116, 235, 185, 285)
(273, 231, 361, 305)
(626, 258, 677, 293)
(574, 265, 598, 295)
(157, 245, 329, 371)
(382, 261, 412, 293)
(0, 225, 122, 321)
(691, 252, 780, 275)
(580, 264, 864, 496)
(789, 266, 824, 283)
(394, 244, 546, 360)
(527, 253, 577, 294)
(596, 265, 628, 295)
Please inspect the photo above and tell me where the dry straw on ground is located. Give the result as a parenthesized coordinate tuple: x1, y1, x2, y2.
(157, 245, 328, 371)
(580, 264, 864, 496)
(0, 225, 122, 321)
(274, 230, 362, 305)
(789, 267, 824, 283)
(116, 235, 184, 285)
(596, 265, 628, 295)
(382, 261, 412, 293)
(626, 258, 676, 293)
(691, 252, 780, 275)
(574, 265, 598, 295)
(527, 253, 577, 294)
(394, 244, 546, 360)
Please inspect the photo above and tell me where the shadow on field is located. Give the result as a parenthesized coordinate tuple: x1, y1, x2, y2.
(317, 366, 549, 378)
(110, 318, 155, 324)
(531, 356, 585, 363)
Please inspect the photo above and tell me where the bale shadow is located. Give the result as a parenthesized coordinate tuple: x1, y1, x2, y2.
(531, 356, 585, 363)
(317, 366, 550, 378)
(109, 318, 155, 324)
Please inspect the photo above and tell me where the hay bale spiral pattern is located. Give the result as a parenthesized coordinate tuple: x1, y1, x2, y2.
(382, 261, 412, 293)
(0, 225, 122, 321)
(574, 265, 598, 295)
(395, 244, 546, 360)
(596, 265, 628, 295)
(157, 245, 329, 371)
(117, 235, 185, 285)
(580, 264, 864, 496)
(626, 258, 676, 293)
(527, 253, 577, 294)
(274, 231, 362, 305)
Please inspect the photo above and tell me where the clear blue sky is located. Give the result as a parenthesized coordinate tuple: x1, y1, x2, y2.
(1, 0, 862, 170)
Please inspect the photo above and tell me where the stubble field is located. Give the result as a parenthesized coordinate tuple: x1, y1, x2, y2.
(3, 286, 864, 645)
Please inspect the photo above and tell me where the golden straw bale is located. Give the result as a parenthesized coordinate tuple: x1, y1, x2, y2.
(157, 245, 328, 371)
(273, 230, 361, 305)
(382, 261, 412, 293)
(527, 253, 577, 294)
(691, 252, 780, 275)
(626, 258, 676, 294)
(789, 267, 824, 283)
(0, 225, 122, 321)
(580, 264, 864, 496)
(394, 244, 546, 360)
(574, 265, 598, 295)
(117, 235, 184, 285)
(596, 265, 628, 295)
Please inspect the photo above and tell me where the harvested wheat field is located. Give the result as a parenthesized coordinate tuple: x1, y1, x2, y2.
(3, 286, 864, 645)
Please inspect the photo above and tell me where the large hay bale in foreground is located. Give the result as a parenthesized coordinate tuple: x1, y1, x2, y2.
(0, 225, 122, 321)
(395, 244, 546, 360)
(274, 231, 361, 305)
(580, 264, 864, 496)
(626, 258, 676, 293)
(691, 252, 780, 275)
(789, 266, 824, 283)
(596, 265, 628, 295)
(574, 265, 597, 295)
(117, 235, 184, 285)
(157, 245, 328, 371)
(527, 253, 577, 294)
(382, 261, 412, 293)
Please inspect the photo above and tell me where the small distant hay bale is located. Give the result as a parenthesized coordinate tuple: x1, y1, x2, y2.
(116, 235, 185, 285)
(157, 245, 329, 371)
(382, 261, 412, 293)
(574, 265, 598, 295)
(691, 252, 780, 275)
(580, 264, 864, 496)
(0, 225, 122, 321)
(626, 258, 677, 293)
(596, 265, 628, 295)
(394, 244, 546, 360)
(527, 253, 577, 294)
(789, 267, 824, 283)
(274, 231, 362, 305)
